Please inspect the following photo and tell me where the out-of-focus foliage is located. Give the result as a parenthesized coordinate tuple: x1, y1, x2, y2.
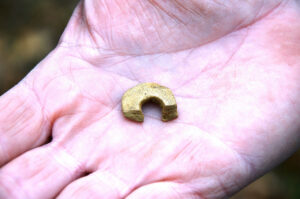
(233, 150, 300, 199)
(0, 0, 77, 94)
(0, 1, 299, 198)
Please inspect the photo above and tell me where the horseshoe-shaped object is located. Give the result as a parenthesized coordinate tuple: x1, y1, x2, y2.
(122, 83, 178, 122)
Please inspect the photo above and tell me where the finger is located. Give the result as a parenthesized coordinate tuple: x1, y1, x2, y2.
(0, 144, 85, 199)
(125, 181, 196, 199)
(57, 170, 128, 199)
(0, 83, 51, 166)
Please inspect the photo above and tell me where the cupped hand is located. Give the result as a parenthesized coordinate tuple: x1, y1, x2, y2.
(1, 0, 300, 198)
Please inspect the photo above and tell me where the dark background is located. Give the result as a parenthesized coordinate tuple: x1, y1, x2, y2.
(0, 0, 299, 198)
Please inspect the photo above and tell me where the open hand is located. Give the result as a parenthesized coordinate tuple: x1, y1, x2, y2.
(1, 0, 300, 198)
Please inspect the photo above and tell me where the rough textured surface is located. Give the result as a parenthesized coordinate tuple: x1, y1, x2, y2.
(122, 83, 178, 122)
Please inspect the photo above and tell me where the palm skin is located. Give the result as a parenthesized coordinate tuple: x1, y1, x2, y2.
(0, 0, 300, 198)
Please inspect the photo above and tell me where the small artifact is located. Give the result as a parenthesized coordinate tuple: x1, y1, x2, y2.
(122, 83, 178, 122)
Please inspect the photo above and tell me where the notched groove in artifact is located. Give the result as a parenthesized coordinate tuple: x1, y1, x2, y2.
(122, 83, 178, 122)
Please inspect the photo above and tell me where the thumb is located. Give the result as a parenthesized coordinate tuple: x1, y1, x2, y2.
(59, 0, 283, 55)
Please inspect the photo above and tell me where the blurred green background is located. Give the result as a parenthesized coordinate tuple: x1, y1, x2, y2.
(0, 0, 299, 198)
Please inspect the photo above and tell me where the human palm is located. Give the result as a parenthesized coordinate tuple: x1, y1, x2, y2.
(1, 0, 300, 198)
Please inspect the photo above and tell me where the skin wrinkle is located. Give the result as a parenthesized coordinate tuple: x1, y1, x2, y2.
(174, 27, 249, 92)
(3, 98, 27, 124)
(58, 2, 110, 54)
(233, 151, 260, 180)
(148, 2, 206, 52)
(197, 156, 244, 197)
(150, 8, 167, 49)
(173, 0, 204, 17)
(81, 1, 97, 47)
(100, 68, 139, 84)
(0, 172, 28, 199)
(93, 171, 131, 197)
(148, 0, 186, 24)
(51, 96, 110, 132)
(54, 67, 112, 110)
(216, 177, 231, 198)
(70, 53, 137, 85)
(57, 0, 286, 57)
(34, 82, 64, 120)
(119, 142, 184, 197)
(176, 97, 217, 128)
(91, 101, 120, 123)
(135, 122, 249, 198)
(173, 120, 254, 185)
(2, 1, 300, 198)
(169, 3, 300, 145)
(178, 1, 277, 53)
(62, 4, 268, 86)
(168, 184, 182, 199)
(136, 147, 180, 186)
(128, 65, 140, 82)
(22, 148, 80, 198)
(49, 148, 83, 184)
(236, 1, 283, 31)
(53, 112, 94, 142)
(98, 50, 206, 93)
(103, 85, 115, 106)
(220, 1, 300, 176)
(101, 0, 117, 50)
(5, 108, 28, 135)
(133, 1, 152, 48)
(77, 85, 113, 109)
(173, 65, 211, 91)
(107, 136, 167, 191)
(109, 72, 127, 94)
(214, 160, 248, 197)
(85, 126, 114, 171)
(168, 140, 194, 165)
(252, 0, 265, 23)
(51, 144, 86, 177)
(1, 83, 49, 161)
(77, 1, 296, 197)
(218, 29, 249, 72)
(0, 142, 9, 165)
(29, 76, 57, 119)
(107, 0, 139, 52)
(146, 4, 171, 51)
(38, 91, 86, 140)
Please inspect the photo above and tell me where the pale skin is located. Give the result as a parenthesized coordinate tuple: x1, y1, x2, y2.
(0, 0, 300, 198)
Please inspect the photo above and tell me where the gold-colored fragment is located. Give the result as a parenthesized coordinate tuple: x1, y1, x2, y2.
(122, 83, 178, 122)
